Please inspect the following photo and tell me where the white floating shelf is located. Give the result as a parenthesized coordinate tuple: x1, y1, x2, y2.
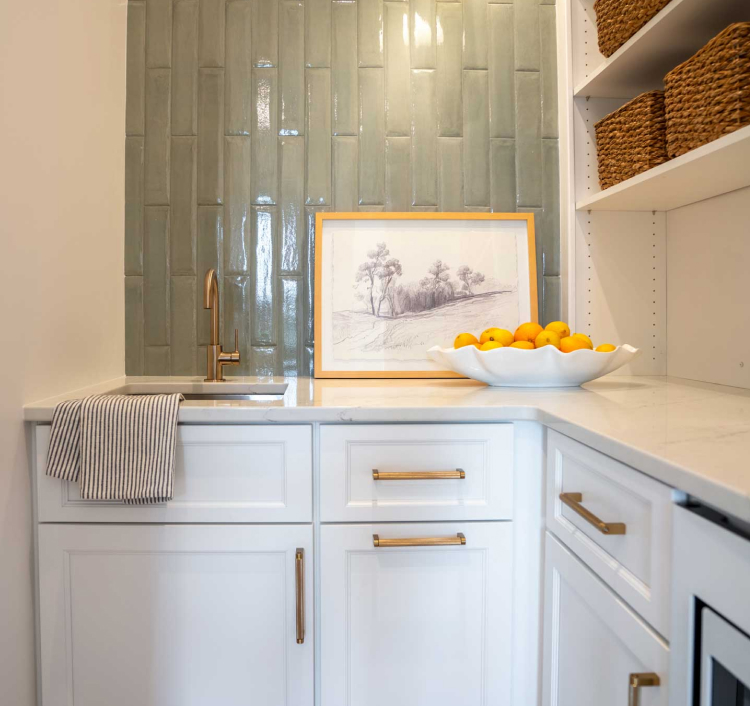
(576, 126, 750, 212)
(574, 0, 750, 99)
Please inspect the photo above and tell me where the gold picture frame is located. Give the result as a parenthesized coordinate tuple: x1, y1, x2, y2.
(314, 212, 538, 379)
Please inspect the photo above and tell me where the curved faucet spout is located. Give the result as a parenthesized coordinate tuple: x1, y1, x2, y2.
(204, 268, 219, 346)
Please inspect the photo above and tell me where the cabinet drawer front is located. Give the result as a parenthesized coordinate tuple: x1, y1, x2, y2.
(543, 532, 669, 706)
(546, 429, 678, 637)
(320, 522, 512, 706)
(35, 424, 312, 522)
(320, 424, 513, 522)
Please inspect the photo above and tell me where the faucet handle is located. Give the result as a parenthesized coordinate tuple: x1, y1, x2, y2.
(218, 329, 241, 367)
(234, 328, 239, 354)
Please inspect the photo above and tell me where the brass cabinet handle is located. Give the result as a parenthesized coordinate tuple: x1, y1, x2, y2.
(373, 533, 466, 547)
(628, 672, 660, 706)
(295, 548, 305, 644)
(559, 492, 626, 535)
(372, 468, 465, 480)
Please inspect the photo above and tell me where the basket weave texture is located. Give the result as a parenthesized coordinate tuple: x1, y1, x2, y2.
(594, 90, 669, 190)
(665, 23, 750, 159)
(593, 0, 672, 58)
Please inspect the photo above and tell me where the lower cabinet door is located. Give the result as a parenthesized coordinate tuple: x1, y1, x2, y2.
(38, 524, 313, 706)
(542, 532, 669, 706)
(320, 522, 512, 706)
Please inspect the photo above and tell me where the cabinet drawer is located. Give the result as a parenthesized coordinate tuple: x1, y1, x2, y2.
(35, 424, 312, 523)
(320, 424, 513, 522)
(546, 430, 679, 637)
(543, 532, 669, 706)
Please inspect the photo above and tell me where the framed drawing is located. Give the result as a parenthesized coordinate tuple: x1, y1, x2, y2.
(314, 212, 537, 379)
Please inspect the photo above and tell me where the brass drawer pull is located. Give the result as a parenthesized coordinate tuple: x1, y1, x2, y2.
(560, 492, 626, 535)
(295, 548, 305, 644)
(628, 672, 660, 706)
(372, 468, 465, 480)
(373, 533, 466, 547)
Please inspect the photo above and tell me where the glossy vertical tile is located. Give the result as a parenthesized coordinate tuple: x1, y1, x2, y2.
(410, 0, 436, 69)
(385, 137, 411, 211)
(384, 2, 410, 136)
(279, 277, 302, 374)
(542, 275, 561, 326)
(332, 2, 359, 136)
(197, 68, 224, 204)
(540, 5, 559, 139)
(145, 347, 171, 375)
(170, 137, 197, 274)
(146, 0, 172, 68)
(223, 275, 252, 375)
(144, 69, 171, 205)
(305, 69, 332, 205)
(304, 206, 328, 346)
(171, 0, 199, 136)
(333, 136, 359, 212)
(280, 1, 305, 135)
(359, 0, 384, 68)
(170, 276, 197, 374)
(489, 4, 515, 139)
(438, 137, 463, 211)
(359, 68, 386, 205)
(251, 206, 277, 344)
(197, 206, 224, 345)
(198, 0, 225, 67)
(411, 69, 437, 206)
(280, 136, 305, 273)
(126, 2, 146, 136)
(436, 2, 462, 137)
(252, 346, 277, 376)
(515, 71, 542, 207)
(514, 0, 540, 72)
(252, 69, 279, 204)
(463, 70, 490, 207)
(144, 206, 170, 346)
(463, 0, 488, 70)
(541, 139, 560, 276)
(225, 0, 253, 136)
(253, 0, 278, 67)
(125, 277, 144, 374)
(490, 138, 516, 212)
(125, 136, 144, 276)
(223, 136, 252, 274)
(305, 0, 331, 68)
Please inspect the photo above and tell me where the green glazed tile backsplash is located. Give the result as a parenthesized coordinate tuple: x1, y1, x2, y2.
(124, 0, 560, 376)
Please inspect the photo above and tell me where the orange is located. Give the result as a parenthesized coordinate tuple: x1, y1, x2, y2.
(509, 341, 535, 350)
(560, 336, 590, 353)
(595, 343, 616, 352)
(534, 330, 561, 349)
(479, 327, 514, 347)
(514, 322, 543, 343)
(454, 333, 480, 349)
(479, 340, 504, 351)
(571, 333, 593, 350)
(545, 321, 571, 338)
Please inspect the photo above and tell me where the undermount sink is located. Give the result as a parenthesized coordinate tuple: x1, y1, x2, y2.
(181, 393, 286, 401)
(111, 379, 289, 400)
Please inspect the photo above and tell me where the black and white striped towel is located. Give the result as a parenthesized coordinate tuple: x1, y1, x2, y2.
(46, 394, 183, 504)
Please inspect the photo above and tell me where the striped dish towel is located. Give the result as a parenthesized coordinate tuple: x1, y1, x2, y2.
(46, 394, 183, 504)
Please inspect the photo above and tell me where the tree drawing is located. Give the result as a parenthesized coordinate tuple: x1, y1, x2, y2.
(456, 265, 486, 295)
(355, 243, 402, 317)
(355, 259, 379, 315)
(376, 257, 403, 316)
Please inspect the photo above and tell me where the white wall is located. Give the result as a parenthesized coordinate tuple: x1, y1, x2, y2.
(0, 1, 127, 702)
(667, 186, 750, 390)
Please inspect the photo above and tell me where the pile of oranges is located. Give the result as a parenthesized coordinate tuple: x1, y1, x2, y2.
(454, 322, 616, 353)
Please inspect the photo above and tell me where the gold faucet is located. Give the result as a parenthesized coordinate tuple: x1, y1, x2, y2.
(203, 268, 240, 381)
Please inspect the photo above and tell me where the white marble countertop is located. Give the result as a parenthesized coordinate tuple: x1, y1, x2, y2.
(24, 375, 750, 522)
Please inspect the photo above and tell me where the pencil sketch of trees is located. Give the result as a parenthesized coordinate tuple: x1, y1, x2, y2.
(456, 265, 486, 295)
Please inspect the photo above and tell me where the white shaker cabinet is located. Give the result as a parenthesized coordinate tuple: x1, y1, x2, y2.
(542, 532, 669, 706)
(319, 522, 513, 706)
(38, 524, 314, 706)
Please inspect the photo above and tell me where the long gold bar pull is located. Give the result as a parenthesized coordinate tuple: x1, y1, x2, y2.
(559, 492, 626, 535)
(372, 469, 466, 480)
(628, 672, 660, 706)
(373, 533, 466, 547)
(295, 548, 305, 644)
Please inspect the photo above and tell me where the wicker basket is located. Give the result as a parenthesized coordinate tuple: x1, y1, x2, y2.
(594, 90, 669, 190)
(593, 0, 672, 58)
(665, 23, 750, 159)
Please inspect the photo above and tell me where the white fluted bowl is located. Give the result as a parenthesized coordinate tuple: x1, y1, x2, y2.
(427, 343, 640, 387)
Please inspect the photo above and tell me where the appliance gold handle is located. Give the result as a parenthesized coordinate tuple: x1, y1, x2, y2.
(295, 548, 305, 644)
(372, 469, 465, 480)
(373, 533, 466, 547)
(559, 492, 626, 535)
(628, 672, 660, 706)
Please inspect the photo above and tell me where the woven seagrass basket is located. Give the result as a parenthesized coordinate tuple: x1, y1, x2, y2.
(593, 0, 672, 58)
(665, 23, 750, 159)
(594, 90, 669, 190)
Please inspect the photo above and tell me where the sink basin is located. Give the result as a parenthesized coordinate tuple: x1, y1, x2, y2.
(181, 393, 285, 401)
(110, 378, 289, 399)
